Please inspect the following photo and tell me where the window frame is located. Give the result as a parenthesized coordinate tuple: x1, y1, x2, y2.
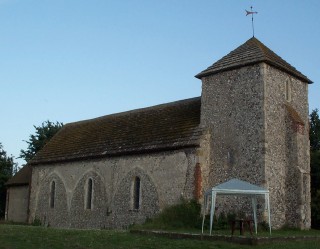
(285, 79, 292, 102)
(50, 180, 56, 208)
(86, 178, 93, 210)
(132, 176, 141, 210)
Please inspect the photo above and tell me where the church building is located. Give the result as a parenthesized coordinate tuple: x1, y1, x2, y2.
(7, 37, 312, 229)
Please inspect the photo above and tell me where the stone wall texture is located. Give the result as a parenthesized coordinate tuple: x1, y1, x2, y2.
(263, 64, 310, 229)
(29, 149, 198, 229)
(200, 63, 311, 229)
(6, 186, 29, 222)
(201, 64, 265, 187)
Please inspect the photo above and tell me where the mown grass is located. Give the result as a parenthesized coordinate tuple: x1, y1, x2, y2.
(133, 199, 320, 237)
(1, 201, 319, 248)
(1, 224, 320, 249)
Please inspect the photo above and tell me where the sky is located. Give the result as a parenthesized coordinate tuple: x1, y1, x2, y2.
(1, 0, 319, 167)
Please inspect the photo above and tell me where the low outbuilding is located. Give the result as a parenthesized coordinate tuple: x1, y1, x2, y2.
(5, 165, 32, 223)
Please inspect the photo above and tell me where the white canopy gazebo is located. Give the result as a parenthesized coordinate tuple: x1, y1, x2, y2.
(201, 178, 271, 235)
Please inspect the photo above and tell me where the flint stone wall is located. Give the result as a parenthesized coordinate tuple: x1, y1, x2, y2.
(28, 149, 198, 229)
(200, 64, 266, 221)
(263, 64, 310, 229)
(201, 64, 265, 187)
(199, 63, 310, 229)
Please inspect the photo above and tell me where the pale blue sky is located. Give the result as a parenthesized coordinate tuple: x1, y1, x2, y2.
(1, 0, 319, 167)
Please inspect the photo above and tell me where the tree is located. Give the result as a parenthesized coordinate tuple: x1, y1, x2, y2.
(19, 120, 63, 163)
(310, 109, 320, 151)
(310, 109, 320, 229)
(0, 143, 17, 218)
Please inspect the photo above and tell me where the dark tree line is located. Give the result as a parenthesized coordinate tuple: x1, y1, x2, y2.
(0, 143, 17, 218)
(310, 109, 320, 229)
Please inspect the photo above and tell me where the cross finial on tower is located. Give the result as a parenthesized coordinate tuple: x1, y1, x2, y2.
(245, 6, 258, 37)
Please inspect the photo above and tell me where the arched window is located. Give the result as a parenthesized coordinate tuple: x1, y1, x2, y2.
(86, 178, 93, 210)
(50, 181, 55, 208)
(133, 177, 141, 210)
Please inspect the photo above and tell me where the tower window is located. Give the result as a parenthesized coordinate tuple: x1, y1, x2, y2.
(86, 178, 93, 210)
(50, 181, 55, 208)
(133, 177, 141, 210)
(305, 83, 308, 92)
(285, 80, 291, 102)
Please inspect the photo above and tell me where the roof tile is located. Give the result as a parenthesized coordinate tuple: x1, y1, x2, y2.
(5, 165, 32, 186)
(30, 97, 202, 165)
(196, 37, 312, 83)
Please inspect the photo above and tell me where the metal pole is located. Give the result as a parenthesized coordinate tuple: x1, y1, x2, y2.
(201, 195, 207, 234)
(252, 197, 258, 234)
(209, 191, 216, 235)
(252, 14, 255, 37)
(267, 193, 272, 235)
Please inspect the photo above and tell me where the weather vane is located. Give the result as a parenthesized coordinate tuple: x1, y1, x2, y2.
(246, 6, 258, 37)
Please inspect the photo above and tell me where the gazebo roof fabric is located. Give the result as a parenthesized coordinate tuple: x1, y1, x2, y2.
(206, 178, 269, 195)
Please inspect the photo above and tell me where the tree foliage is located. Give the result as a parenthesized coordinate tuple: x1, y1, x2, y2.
(19, 120, 63, 163)
(310, 109, 320, 151)
(310, 109, 320, 229)
(0, 143, 17, 218)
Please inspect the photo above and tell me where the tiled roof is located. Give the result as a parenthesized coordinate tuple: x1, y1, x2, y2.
(5, 165, 32, 186)
(195, 37, 312, 83)
(30, 97, 202, 165)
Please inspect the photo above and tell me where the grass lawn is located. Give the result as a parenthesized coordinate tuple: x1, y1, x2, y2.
(0, 224, 320, 249)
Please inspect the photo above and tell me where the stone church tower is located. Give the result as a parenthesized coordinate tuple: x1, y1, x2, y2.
(196, 37, 312, 229)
